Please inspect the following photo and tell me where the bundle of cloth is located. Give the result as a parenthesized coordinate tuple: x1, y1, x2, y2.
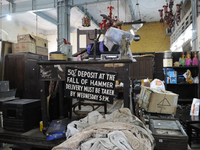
(52, 108, 155, 150)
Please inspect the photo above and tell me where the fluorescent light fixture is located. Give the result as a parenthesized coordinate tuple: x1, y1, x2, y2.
(130, 28, 135, 35)
(6, 14, 11, 21)
(132, 23, 143, 32)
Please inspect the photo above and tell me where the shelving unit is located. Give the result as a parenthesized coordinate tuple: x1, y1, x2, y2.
(164, 52, 199, 104)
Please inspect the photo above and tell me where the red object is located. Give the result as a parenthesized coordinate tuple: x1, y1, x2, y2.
(159, 1, 181, 28)
(99, 5, 121, 30)
(63, 38, 70, 45)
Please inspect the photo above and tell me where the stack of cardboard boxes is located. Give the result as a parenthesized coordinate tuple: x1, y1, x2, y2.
(35, 36, 48, 56)
(12, 34, 48, 56)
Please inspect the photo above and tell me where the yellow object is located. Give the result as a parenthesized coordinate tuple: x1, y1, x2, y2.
(174, 61, 179, 67)
(116, 80, 119, 85)
(49, 51, 67, 60)
(141, 79, 152, 85)
(139, 54, 155, 57)
(40, 121, 43, 131)
(186, 70, 193, 84)
(122, 22, 170, 53)
(163, 58, 173, 67)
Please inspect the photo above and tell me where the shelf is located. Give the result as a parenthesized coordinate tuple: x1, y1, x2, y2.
(178, 99, 193, 102)
(166, 83, 198, 85)
(164, 66, 199, 69)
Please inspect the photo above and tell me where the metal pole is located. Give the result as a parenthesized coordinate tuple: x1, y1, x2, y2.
(192, 0, 197, 51)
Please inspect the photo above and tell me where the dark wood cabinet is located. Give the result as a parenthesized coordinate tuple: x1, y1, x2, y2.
(131, 56, 153, 80)
(164, 52, 199, 103)
(4, 52, 47, 99)
(164, 66, 199, 103)
(130, 53, 164, 81)
(154, 53, 164, 80)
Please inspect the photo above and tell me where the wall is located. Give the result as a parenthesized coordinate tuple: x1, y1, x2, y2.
(122, 21, 170, 53)
(1, 19, 169, 54)
(0, 20, 78, 54)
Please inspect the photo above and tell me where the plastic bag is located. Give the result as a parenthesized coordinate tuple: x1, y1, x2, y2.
(104, 27, 136, 62)
(190, 98, 200, 116)
(150, 79, 165, 90)
(104, 27, 134, 44)
(193, 76, 199, 84)
(103, 36, 118, 51)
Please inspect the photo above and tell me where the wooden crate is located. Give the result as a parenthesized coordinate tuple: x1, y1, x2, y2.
(149, 118, 188, 150)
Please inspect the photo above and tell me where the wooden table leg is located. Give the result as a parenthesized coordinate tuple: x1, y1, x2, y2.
(187, 122, 192, 147)
(59, 81, 64, 119)
(40, 81, 49, 132)
(104, 103, 107, 114)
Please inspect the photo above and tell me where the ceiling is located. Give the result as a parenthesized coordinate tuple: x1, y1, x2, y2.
(1, 0, 182, 35)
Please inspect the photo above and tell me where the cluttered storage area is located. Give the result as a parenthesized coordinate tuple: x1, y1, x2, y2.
(0, 0, 200, 150)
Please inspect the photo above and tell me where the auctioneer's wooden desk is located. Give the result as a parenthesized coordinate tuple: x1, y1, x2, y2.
(38, 60, 133, 131)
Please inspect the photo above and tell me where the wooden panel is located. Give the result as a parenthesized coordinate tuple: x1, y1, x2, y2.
(154, 53, 164, 80)
(77, 29, 105, 52)
(0, 41, 12, 81)
(4, 53, 47, 99)
(25, 58, 38, 98)
(131, 57, 153, 80)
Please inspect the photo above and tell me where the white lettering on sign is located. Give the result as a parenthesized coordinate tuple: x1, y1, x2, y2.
(67, 69, 77, 77)
(106, 74, 116, 81)
(66, 84, 83, 91)
(90, 80, 113, 88)
(65, 67, 117, 104)
(101, 89, 114, 96)
(66, 77, 79, 84)
(77, 70, 98, 78)
(99, 95, 109, 102)
(76, 92, 99, 100)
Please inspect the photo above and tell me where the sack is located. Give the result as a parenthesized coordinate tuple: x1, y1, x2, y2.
(87, 41, 108, 55)
(190, 98, 200, 116)
(150, 79, 165, 91)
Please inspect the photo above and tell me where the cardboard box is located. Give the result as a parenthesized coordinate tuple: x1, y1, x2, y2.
(36, 46, 48, 56)
(163, 58, 173, 67)
(35, 37, 48, 48)
(170, 77, 177, 84)
(17, 34, 35, 43)
(138, 86, 178, 114)
(12, 43, 36, 53)
(167, 71, 177, 77)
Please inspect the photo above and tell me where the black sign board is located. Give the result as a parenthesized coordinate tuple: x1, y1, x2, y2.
(65, 67, 117, 104)
(133, 35, 141, 42)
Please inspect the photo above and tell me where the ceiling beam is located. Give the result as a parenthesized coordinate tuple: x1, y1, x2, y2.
(34, 12, 57, 25)
(71, 0, 117, 6)
(2, 0, 56, 15)
(2, 0, 118, 15)
(6, 0, 13, 3)
(76, 5, 99, 27)
(127, 0, 135, 20)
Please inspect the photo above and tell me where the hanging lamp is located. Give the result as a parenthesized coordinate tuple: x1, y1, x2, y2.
(158, 0, 181, 28)
(82, 4, 91, 27)
(131, 0, 143, 32)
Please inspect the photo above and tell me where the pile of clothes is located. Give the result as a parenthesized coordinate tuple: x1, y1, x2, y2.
(53, 108, 155, 150)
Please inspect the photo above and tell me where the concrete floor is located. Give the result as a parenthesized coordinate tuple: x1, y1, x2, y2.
(0, 144, 13, 150)
(0, 100, 199, 150)
(0, 143, 200, 150)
